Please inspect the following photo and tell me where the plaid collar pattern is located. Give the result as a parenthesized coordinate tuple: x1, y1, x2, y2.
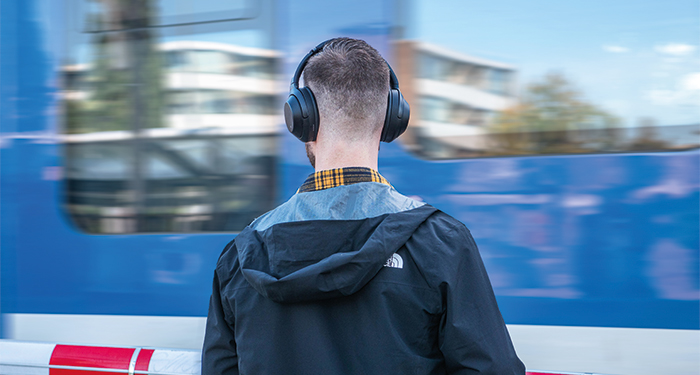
(298, 167, 391, 193)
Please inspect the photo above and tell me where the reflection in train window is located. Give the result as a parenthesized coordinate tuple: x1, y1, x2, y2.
(394, 4, 700, 159)
(84, 0, 256, 32)
(420, 96, 493, 127)
(166, 91, 276, 115)
(415, 47, 514, 94)
(164, 43, 277, 79)
(65, 136, 276, 233)
(488, 69, 510, 96)
(62, 0, 280, 233)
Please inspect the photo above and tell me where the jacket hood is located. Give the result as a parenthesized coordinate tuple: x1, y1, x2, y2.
(235, 188, 436, 303)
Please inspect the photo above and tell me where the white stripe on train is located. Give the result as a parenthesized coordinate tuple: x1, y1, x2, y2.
(3, 313, 699, 374)
(509, 324, 700, 375)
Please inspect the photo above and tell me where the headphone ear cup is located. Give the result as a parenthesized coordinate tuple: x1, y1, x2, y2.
(381, 89, 410, 143)
(285, 87, 320, 142)
(284, 91, 304, 140)
(298, 87, 319, 142)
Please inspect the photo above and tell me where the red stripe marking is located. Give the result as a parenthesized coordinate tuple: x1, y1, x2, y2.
(135, 349, 154, 372)
(49, 345, 134, 375)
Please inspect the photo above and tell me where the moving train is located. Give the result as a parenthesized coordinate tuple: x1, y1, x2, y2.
(1, 0, 698, 374)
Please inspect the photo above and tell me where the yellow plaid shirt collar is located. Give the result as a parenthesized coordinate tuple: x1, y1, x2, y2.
(298, 167, 391, 193)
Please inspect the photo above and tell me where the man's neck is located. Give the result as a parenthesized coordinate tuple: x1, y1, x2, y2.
(313, 141, 379, 172)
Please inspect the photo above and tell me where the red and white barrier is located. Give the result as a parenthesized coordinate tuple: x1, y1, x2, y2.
(1, 340, 605, 375)
(0, 340, 200, 375)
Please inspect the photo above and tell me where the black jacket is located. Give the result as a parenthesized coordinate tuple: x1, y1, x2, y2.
(202, 183, 524, 374)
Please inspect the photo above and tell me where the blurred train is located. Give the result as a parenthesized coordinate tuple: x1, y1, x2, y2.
(1, 0, 698, 374)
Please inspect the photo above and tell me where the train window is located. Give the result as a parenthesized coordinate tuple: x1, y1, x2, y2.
(394, 2, 700, 159)
(62, 0, 279, 233)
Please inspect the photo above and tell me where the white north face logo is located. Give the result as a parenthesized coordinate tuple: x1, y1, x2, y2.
(384, 253, 403, 269)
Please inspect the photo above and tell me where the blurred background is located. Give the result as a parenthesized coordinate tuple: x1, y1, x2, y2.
(0, 0, 698, 374)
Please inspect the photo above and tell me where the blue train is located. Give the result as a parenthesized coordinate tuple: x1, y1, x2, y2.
(1, 0, 698, 374)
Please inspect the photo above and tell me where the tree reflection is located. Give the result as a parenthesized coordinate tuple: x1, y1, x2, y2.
(629, 118, 669, 151)
(491, 72, 621, 155)
(67, 0, 163, 134)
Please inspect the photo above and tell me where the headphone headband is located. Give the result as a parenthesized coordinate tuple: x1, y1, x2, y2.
(291, 40, 330, 89)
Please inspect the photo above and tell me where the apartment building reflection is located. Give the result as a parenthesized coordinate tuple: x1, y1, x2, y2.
(395, 41, 517, 158)
(163, 41, 281, 134)
(62, 41, 283, 233)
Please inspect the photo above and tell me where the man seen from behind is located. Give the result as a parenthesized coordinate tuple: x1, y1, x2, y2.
(202, 37, 525, 374)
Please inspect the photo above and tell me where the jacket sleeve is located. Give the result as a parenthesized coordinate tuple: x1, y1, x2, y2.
(201, 266, 239, 375)
(438, 225, 525, 374)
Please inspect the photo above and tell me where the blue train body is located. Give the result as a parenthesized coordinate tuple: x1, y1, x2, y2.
(1, 0, 698, 373)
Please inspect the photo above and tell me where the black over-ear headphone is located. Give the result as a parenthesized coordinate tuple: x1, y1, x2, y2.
(284, 39, 410, 143)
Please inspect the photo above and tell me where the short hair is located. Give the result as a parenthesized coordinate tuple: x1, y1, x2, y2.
(303, 38, 390, 142)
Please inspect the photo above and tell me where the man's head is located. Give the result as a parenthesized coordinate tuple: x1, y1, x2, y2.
(303, 38, 390, 146)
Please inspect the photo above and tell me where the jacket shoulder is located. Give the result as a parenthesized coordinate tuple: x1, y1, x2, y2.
(422, 209, 475, 244)
(215, 238, 241, 279)
(407, 209, 481, 284)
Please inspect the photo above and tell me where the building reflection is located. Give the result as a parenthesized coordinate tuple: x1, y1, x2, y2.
(62, 40, 282, 233)
(395, 41, 517, 158)
(394, 41, 699, 160)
